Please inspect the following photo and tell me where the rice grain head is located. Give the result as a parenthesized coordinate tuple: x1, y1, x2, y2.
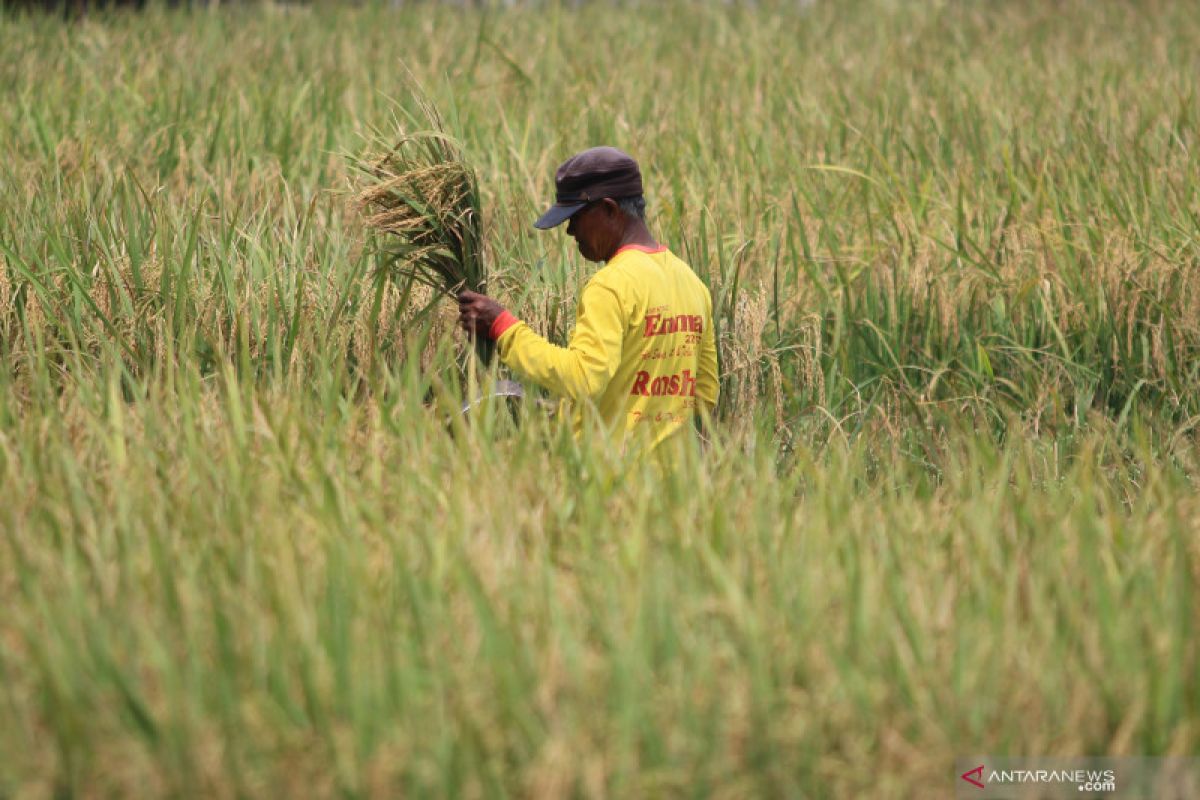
(353, 109, 493, 364)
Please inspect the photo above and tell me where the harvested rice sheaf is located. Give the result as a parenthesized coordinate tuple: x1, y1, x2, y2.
(354, 108, 493, 363)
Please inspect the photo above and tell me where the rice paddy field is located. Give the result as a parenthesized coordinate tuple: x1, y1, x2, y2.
(1, 1, 1199, 797)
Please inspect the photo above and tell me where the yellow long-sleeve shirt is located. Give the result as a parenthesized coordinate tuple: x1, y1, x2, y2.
(491, 244, 719, 450)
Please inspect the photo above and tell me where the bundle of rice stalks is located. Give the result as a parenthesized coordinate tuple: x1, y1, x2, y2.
(354, 103, 493, 364)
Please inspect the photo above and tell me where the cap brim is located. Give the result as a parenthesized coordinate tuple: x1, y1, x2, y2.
(533, 202, 586, 230)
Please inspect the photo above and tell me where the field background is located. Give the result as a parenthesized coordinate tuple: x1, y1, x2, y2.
(1, 0, 1198, 797)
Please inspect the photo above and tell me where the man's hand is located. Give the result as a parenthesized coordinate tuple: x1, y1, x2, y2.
(457, 290, 506, 339)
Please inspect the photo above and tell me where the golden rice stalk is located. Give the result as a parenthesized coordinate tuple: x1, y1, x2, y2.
(353, 101, 493, 363)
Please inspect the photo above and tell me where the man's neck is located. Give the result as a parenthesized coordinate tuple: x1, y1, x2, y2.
(612, 221, 659, 256)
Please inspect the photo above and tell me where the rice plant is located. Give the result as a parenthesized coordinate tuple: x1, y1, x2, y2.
(353, 99, 494, 364)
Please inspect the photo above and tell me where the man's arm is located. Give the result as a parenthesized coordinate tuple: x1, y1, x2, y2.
(695, 291, 720, 415)
(458, 281, 625, 402)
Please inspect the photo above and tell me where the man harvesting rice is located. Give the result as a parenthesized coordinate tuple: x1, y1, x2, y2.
(458, 146, 719, 451)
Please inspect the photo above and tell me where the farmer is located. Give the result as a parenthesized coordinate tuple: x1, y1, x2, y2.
(457, 146, 719, 451)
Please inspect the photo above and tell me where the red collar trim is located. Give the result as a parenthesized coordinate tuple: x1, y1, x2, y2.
(614, 243, 668, 257)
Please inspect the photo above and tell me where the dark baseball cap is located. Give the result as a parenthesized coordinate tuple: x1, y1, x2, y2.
(533, 146, 643, 230)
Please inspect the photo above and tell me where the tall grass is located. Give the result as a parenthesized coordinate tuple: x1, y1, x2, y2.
(0, 1, 1198, 796)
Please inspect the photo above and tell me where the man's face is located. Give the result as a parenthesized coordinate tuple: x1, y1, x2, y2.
(566, 200, 621, 262)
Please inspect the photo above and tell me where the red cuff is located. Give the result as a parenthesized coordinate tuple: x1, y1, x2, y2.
(489, 310, 519, 340)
